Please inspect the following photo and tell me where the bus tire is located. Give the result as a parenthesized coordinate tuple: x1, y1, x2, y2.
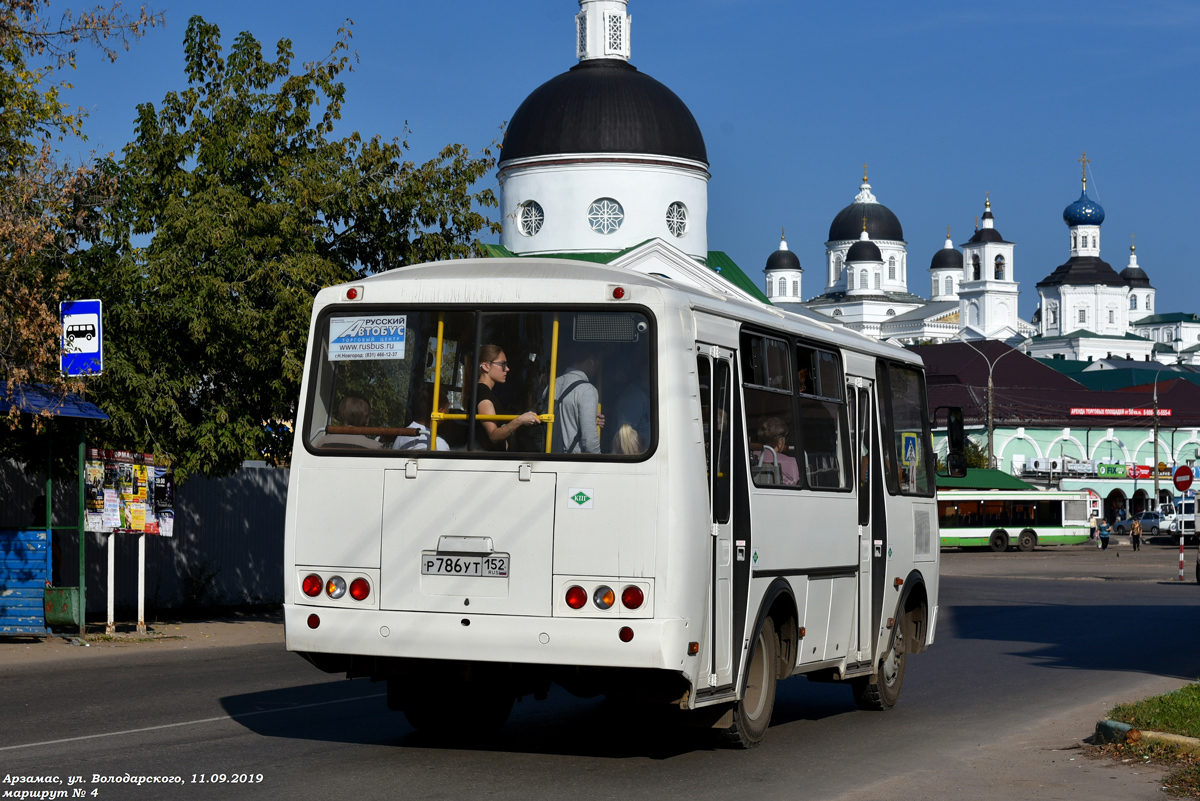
(719, 616, 778, 749)
(851, 612, 908, 711)
(1017, 530, 1036, 552)
(989, 530, 1010, 553)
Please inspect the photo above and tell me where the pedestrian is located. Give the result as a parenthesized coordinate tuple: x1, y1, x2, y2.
(1130, 516, 1142, 551)
(1088, 513, 1098, 541)
(1098, 518, 1111, 551)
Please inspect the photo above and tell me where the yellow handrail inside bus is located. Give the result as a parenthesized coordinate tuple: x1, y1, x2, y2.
(545, 316, 560, 453)
(430, 313, 445, 451)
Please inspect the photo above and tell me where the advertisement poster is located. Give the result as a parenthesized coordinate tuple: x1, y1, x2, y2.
(85, 449, 174, 536)
(328, 315, 407, 361)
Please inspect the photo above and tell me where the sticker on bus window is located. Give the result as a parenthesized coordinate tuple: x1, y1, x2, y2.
(328, 315, 407, 361)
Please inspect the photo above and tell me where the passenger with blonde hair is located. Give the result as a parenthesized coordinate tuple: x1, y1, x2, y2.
(612, 423, 644, 455)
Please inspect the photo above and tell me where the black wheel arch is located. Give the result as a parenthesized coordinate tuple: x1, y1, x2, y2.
(893, 569, 930, 655)
(749, 577, 799, 681)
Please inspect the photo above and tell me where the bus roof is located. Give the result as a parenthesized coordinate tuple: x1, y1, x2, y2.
(319, 257, 922, 367)
(937, 489, 1090, 501)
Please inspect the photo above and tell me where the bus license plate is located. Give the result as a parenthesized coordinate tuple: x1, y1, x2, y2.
(421, 553, 509, 578)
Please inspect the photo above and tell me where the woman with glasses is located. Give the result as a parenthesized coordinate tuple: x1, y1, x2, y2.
(476, 344, 541, 451)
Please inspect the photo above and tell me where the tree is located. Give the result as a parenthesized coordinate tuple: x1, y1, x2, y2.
(0, 0, 160, 427)
(72, 16, 500, 476)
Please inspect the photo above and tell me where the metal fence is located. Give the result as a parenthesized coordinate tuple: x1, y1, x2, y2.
(0, 460, 288, 615)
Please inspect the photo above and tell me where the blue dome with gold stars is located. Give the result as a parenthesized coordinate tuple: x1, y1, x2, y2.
(1063, 189, 1105, 226)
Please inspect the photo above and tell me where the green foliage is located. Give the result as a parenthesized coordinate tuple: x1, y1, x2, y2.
(1109, 683, 1200, 740)
(964, 437, 989, 469)
(0, 0, 159, 428)
(72, 16, 499, 477)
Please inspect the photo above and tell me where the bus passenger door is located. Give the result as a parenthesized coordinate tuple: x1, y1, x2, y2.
(699, 346, 735, 689)
(849, 380, 875, 661)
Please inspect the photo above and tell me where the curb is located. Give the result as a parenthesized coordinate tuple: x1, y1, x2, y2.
(1095, 719, 1200, 755)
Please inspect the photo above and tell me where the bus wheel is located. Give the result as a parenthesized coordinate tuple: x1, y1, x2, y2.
(720, 616, 778, 749)
(851, 613, 907, 711)
(1017, 530, 1036, 552)
(989, 530, 1010, 553)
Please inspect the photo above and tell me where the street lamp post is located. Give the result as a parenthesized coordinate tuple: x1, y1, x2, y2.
(954, 334, 1020, 469)
(1153, 368, 1164, 510)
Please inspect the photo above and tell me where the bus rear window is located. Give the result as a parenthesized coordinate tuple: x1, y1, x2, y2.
(303, 308, 654, 458)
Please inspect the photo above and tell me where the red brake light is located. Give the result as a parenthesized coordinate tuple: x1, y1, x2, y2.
(621, 585, 644, 609)
(307, 614, 320, 629)
(346, 287, 359, 300)
(619, 626, 634, 643)
(612, 286, 625, 300)
(565, 586, 587, 609)
(302, 574, 322, 597)
(349, 578, 370, 601)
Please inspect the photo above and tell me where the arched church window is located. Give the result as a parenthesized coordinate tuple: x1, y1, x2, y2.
(1082, 235, 1089, 248)
(932, 278, 939, 296)
(888, 256, 896, 280)
(792, 280, 799, 296)
(972, 254, 981, 281)
(778, 278, 787, 297)
(859, 270, 868, 289)
(871, 271, 879, 289)
(847, 271, 853, 290)
(1130, 295, 1138, 310)
(1049, 309, 1057, 325)
(1148, 296, 1153, 310)
(518, 200, 544, 236)
(587, 198, 624, 235)
(834, 255, 843, 280)
(1072, 234, 1077, 249)
(665, 202, 688, 237)
(994, 255, 1005, 280)
(946, 277, 954, 295)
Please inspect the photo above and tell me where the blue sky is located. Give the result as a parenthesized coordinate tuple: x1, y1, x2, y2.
(59, 0, 1200, 319)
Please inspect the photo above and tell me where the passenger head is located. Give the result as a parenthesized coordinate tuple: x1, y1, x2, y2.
(757, 416, 788, 448)
(411, 383, 449, 425)
(479, 343, 510, 385)
(338, 395, 371, 427)
(613, 423, 643, 455)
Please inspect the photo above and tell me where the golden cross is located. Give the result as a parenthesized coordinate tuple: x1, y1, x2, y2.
(862, 163, 868, 182)
(781, 226, 786, 241)
(1079, 151, 1090, 187)
(947, 225, 951, 238)
(862, 215, 868, 232)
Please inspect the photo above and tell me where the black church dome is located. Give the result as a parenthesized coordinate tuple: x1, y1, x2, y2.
(500, 59, 708, 165)
(828, 201, 904, 242)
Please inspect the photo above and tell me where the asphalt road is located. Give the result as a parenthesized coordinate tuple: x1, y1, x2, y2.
(2, 544, 1198, 801)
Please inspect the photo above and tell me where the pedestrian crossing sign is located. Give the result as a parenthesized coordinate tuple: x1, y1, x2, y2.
(901, 432, 918, 466)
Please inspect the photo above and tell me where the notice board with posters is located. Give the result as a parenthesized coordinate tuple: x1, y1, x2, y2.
(84, 449, 174, 536)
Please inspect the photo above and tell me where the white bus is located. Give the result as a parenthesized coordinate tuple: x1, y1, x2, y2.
(937, 489, 1091, 551)
(283, 257, 952, 747)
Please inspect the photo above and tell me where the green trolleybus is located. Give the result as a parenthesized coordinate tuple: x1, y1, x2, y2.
(937, 489, 1091, 552)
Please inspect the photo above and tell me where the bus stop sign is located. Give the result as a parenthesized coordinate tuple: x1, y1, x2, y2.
(1173, 465, 1193, 493)
(60, 299, 103, 376)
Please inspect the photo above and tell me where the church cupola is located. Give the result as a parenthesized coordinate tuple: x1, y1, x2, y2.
(498, 0, 710, 260)
(763, 228, 803, 302)
(576, 0, 631, 61)
(1064, 152, 1105, 258)
(824, 166, 908, 295)
(844, 224, 884, 296)
(929, 227, 962, 299)
(1121, 238, 1155, 323)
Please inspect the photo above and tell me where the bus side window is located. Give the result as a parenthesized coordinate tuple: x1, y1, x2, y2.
(796, 345, 848, 490)
(741, 332, 797, 488)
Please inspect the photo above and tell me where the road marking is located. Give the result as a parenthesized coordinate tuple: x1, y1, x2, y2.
(0, 692, 386, 752)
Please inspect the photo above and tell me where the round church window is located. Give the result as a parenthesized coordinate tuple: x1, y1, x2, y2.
(518, 201, 544, 236)
(588, 198, 624, 235)
(666, 202, 688, 237)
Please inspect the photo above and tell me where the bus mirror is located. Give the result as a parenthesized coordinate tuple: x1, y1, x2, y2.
(937, 406, 967, 478)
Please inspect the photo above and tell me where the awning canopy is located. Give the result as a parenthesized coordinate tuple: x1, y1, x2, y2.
(0, 382, 109, 420)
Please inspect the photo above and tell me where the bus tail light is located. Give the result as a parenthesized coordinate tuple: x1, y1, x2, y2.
(593, 586, 615, 610)
(349, 578, 370, 601)
(619, 626, 634, 643)
(307, 614, 320, 629)
(621, 585, 644, 609)
(326, 576, 347, 599)
(302, 574, 323, 597)
(565, 586, 587, 609)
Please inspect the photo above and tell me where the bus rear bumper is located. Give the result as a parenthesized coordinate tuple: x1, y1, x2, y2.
(284, 604, 695, 673)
